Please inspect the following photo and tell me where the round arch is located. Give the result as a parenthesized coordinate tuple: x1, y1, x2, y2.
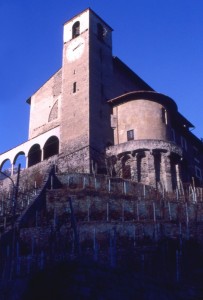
(121, 154, 132, 179)
(13, 151, 26, 171)
(0, 159, 12, 177)
(72, 21, 80, 38)
(43, 136, 59, 160)
(28, 144, 41, 167)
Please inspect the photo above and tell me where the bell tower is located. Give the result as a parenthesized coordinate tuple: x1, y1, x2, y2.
(60, 8, 113, 172)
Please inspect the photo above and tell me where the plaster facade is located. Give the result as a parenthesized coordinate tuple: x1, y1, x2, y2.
(28, 69, 62, 140)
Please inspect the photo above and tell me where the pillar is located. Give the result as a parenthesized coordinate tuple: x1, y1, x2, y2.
(176, 164, 181, 190)
(25, 156, 28, 169)
(131, 154, 138, 181)
(139, 151, 149, 185)
(161, 153, 173, 192)
(11, 163, 14, 176)
(146, 151, 156, 187)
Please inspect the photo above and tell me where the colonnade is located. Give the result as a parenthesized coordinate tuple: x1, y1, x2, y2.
(111, 149, 182, 191)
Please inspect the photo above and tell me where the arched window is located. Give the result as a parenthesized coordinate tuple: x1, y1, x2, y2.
(28, 144, 41, 167)
(43, 136, 59, 160)
(72, 21, 80, 39)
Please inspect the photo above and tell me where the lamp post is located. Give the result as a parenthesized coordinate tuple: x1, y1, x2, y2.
(0, 164, 21, 278)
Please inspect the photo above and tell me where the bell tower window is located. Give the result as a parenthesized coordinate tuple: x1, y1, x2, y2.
(72, 21, 80, 39)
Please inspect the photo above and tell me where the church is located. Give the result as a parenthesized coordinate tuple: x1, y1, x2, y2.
(0, 8, 202, 191)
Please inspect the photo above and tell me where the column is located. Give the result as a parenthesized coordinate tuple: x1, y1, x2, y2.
(161, 153, 172, 192)
(11, 163, 14, 176)
(114, 156, 122, 177)
(146, 151, 156, 187)
(41, 147, 44, 162)
(25, 156, 28, 169)
(139, 151, 149, 185)
(131, 154, 138, 181)
(136, 151, 146, 184)
(175, 163, 181, 190)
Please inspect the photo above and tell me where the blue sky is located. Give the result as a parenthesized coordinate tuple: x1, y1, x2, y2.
(0, 0, 203, 154)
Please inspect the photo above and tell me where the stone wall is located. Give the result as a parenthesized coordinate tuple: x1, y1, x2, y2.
(0, 171, 203, 299)
(106, 139, 183, 191)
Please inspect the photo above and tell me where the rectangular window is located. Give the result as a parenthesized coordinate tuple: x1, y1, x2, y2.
(110, 115, 117, 129)
(161, 107, 168, 124)
(193, 146, 199, 157)
(73, 82, 77, 93)
(195, 166, 202, 179)
(171, 128, 176, 142)
(127, 129, 134, 141)
(181, 136, 187, 151)
(193, 146, 200, 163)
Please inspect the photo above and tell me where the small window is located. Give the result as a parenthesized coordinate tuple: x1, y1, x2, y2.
(73, 82, 77, 93)
(193, 147, 200, 163)
(161, 107, 168, 124)
(72, 21, 80, 39)
(97, 23, 104, 41)
(110, 115, 117, 129)
(195, 166, 202, 179)
(127, 130, 134, 141)
(181, 136, 187, 151)
(171, 128, 176, 142)
(193, 146, 199, 157)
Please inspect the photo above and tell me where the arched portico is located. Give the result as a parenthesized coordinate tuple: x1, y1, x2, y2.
(0, 126, 60, 175)
(43, 136, 59, 160)
(28, 144, 42, 167)
(0, 159, 12, 177)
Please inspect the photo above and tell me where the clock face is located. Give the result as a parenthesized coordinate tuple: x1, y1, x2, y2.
(66, 36, 85, 62)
